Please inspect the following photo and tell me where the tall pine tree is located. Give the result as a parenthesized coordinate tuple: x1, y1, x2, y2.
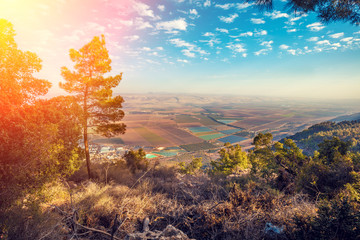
(60, 35, 126, 179)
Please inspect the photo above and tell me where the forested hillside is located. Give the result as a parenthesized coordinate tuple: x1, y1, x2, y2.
(284, 120, 360, 155)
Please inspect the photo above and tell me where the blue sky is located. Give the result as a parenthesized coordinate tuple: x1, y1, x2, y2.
(1, 0, 360, 99)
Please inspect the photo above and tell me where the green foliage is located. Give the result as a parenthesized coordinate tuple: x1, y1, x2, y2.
(296, 137, 357, 199)
(249, 133, 276, 177)
(294, 198, 360, 239)
(60, 34, 126, 178)
(0, 20, 82, 214)
(124, 149, 149, 174)
(285, 120, 360, 155)
(211, 143, 249, 176)
(179, 157, 203, 175)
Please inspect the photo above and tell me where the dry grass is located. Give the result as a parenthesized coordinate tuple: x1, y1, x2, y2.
(2, 164, 318, 240)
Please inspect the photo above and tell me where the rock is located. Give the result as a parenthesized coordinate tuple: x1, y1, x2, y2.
(125, 225, 194, 240)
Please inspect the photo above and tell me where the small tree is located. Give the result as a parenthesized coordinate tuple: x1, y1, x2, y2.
(60, 35, 126, 179)
(211, 143, 249, 176)
(124, 149, 149, 174)
(179, 157, 203, 175)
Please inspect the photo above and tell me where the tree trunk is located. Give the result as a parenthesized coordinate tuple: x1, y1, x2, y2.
(84, 84, 91, 179)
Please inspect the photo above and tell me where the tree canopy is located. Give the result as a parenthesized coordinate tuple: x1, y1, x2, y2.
(247, 0, 360, 25)
(60, 35, 126, 178)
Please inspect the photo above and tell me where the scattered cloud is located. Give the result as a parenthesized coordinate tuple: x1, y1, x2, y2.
(227, 43, 247, 53)
(287, 49, 296, 55)
(134, 17, 153, 30)
(279, 44, 289, 50)
(317, 40, 330, 45)
(157, 5, 165, 11)
(254, 49, 269, 56)
(219, 13, 238, 23)
(190, 9, 198, 15)
(216, 28, 229, 34)
(215, 3, 233, 10)
(287, 29, 297, 32)
(265, 10, 289, 19)
(133, 1, 157, 19)
(341, 37, 353, 42)
(124, 35, 140, 41)
(203, 32, 215, 37)
(307, 36, 319, 41)
(177, 59, 189, 63)
(261, 40, 273, 48)
(170, 38, 208, 57)
(307, 22, 325, 31)
(251, 18, 265, 24)
(182, 49, 195, 57)
(156, 18, 187, 33)
(236, 3, 253, 9)
(204, 0, 211, 7)
(329, 32, 344, 38)
(254, 30, 267, 36)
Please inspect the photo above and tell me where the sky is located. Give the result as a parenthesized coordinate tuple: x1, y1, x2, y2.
(1, 0, 360, 99)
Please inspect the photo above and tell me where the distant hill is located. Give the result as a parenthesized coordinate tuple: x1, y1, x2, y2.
(282, 120, 360, 155)
(331, 112, 360, 122)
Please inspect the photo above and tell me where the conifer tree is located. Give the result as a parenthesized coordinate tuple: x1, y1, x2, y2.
(60, 35, 126, 179)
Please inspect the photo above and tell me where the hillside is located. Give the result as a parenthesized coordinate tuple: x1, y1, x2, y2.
(331, 112, 360, 122)
(284, 120, 360, 155)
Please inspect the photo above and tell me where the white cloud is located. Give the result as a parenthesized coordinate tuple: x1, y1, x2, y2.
(204, 0, 211, 7)
(254, 49, 270, 56)
(307, 36, 319, 41)
(216, 28, 229, 34)
(329, 32, 344, 38)
(215, 3, 234, 10)
(316, 40, 330, 45)
(170, 38, 208, 57)
(236, 3, 253, 9)
(182, 49, 195, 58)
(158, 5, 165, 11)
(242, 53, 247, 58)
(219, 13, 238, 23)
(227, 43, 246, 53)
(287, 49, 296, 55)
(177, 59, 189, 63)
(141, 47, 151, 51)
(86, 22, 106, 32)
(261, 40, 273, 48)
(124, 35, 140, 41)
(355, 31, 360, 34)
(156, 47, 164, 51)
(254, 30, 267, 36)
(156, 18, 187, 32)
(307, 22, 325, 31)
(287, 29, 297, 32)
(341, 37, 353, 42)
(332, 43, 341, 47)
(265, 10, 289, 19)
(241, 31, 254, 37)
(134, 18, 153, 30)
(251, 18, 265, 24)
(279, 44, 289, 50)
(203, 32, 214, 37)
(133, 1, 156, 18)
(190, 9, 198, 15)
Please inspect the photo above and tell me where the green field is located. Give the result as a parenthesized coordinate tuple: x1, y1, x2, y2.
(180, 142, 218, 152)
(135, 127, 169, 145)
(199, 133, 225, 140)
(91, 138, 124, 144)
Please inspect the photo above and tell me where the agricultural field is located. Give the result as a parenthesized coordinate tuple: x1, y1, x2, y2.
(93, 94, 360, 153)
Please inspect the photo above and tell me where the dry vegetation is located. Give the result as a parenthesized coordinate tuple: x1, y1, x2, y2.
(2, 161, 318, 240)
